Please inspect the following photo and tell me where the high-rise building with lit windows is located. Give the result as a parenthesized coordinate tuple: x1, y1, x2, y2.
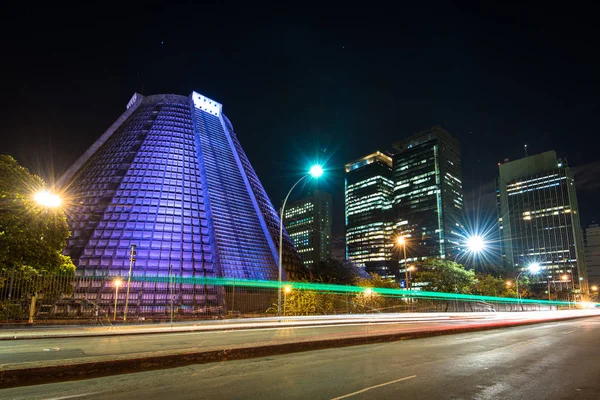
(392, 126, 464, 261)
(59, 91, 302, 314)
(284, 190, 332, 268)
(345, 151, 395, 277)
(497, 150, 588, 293)
(584, 224, 600, 288)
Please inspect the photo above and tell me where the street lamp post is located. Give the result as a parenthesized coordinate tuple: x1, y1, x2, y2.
(29, 189, 63, 323)
(278, 165, 323, 319)
(113, 279, 122, 321)
(561, 274, 569, 290)
(517, 262, 541, 307)
(397, 236, 408, 289)
(283, 285, 291, 316)
(407, 266, 415, 285)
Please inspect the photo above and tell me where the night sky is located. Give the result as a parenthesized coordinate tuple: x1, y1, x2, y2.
(2, 3, 599, 256)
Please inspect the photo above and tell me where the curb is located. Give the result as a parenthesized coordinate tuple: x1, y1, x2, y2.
(0, 314, 597, 389)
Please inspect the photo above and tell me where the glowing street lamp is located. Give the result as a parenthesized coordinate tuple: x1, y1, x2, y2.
(465, 235, 485, 253)
(506, 280, 512, 287)
(113, 279, 122, 321)
(34, 190, 62, 208)
(308, 165, 324, 178)
(278, 164, 324, 319)
(516, 262, 542, 305)
(283, 285, 292, 316)
(592, 285, 599, 292)
(396, 236, 410, 289)
(528, 262, 541, 274)
(560, 274, 570, 291)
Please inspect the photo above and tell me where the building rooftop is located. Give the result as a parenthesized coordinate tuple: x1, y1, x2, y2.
(345, 151, 393, 172)
(392, 126, 458, 153)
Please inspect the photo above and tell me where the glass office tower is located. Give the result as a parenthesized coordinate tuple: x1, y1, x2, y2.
(345, 151, 395, 277)
(59, 92, 302, 313)
(584, 224, 600, 289)
(392, 126, 464, 260)
(284, 190, 332, 268)
(497, 151, 588, 293)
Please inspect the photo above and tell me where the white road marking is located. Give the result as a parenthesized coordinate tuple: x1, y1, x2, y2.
(331, 375, 417, 399)
(42, 393, 101, 400)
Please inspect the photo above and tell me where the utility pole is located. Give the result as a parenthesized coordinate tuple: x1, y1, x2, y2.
(124, 244, 136, 322)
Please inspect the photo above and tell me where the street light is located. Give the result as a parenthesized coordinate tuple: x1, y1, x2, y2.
(516, 263, 542, 305)
(396, 236, 409, 290)
(277, 164, 324, 319)
(506, 280, 512, 287)
(561, 274, 569, 291)
(592, 285, 599, 292)
(308, 165, 324, 178)
(33, 190, 62, 208)
(113, 279, 122, 321)
(283, 285, 292, 316)
(466, 235, 485, 253)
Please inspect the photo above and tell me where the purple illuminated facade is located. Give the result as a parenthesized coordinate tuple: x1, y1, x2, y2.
(59, 92, 301, 314)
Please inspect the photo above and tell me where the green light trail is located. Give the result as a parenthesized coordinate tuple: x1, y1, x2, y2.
(123, 275, 598, 307)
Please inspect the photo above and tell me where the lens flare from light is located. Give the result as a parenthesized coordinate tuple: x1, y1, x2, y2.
(34, 190, 62, 208)
(466, 235, 485, 253)
(308, 165, 324, 178)
(528, 263, 541, 274)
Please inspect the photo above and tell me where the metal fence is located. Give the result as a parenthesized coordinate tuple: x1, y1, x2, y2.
(0, 270, 566, 324)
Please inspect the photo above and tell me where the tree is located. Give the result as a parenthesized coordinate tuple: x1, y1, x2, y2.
(0, 155, 75, 274)
(354, 273, 400, 289)
(352, 273, 403, 313)
(413, 258, 476, 294)
(473, 273, 517, 298)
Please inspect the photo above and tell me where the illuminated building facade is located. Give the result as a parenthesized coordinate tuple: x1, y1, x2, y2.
(345, 152, 395, 277)
(59, 92, 302, 314)
(284, 190, 332, 268)
(497, 151, 588, 292)
(584, 224, 600, 288)
(392, 126, 464, 261)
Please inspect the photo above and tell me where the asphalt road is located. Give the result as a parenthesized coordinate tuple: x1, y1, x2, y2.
(1, 312, 589, 365)
(1, 317, 491, 364)
(2, 317, 599, 399)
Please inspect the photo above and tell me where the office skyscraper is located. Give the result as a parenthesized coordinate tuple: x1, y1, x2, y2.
(284, 190, 332, 268)
(392, 126, 465, 260)
(345, 151, 395, 277)
(584, 224, 600, 289)
(59, 91, 302, 313)
(497, 151, 588, 292)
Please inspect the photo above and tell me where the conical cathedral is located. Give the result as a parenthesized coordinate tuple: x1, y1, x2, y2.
(59, 92, 302, 314)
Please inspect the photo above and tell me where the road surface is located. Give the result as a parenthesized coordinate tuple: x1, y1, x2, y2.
(1, 317, 599, 399)
(0, 311, 593, 365)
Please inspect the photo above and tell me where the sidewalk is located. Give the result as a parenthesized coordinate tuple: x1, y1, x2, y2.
(1, 310, 598, 389)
